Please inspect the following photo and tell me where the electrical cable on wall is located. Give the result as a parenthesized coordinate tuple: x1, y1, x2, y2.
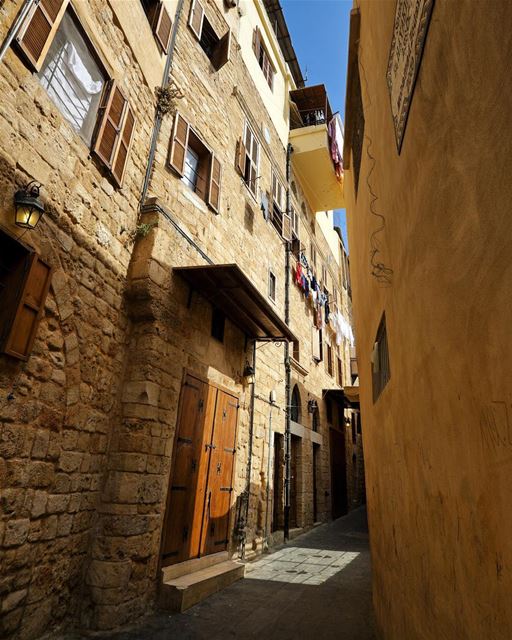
(358, 47, 393, 287)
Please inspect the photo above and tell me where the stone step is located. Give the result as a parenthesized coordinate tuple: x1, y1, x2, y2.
(161, 551, 229, 582)
(159, 560, 245, 613)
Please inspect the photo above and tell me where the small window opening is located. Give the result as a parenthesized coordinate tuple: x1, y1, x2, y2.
(211, 307, 225, 342)
(312, 407, 319, 432)
(292, 341, 300, 362)
(268, 270, 276, 302)
(290, 384, 301, 423)
(372, 313, 390, 402)
(243, 123, 259, 197)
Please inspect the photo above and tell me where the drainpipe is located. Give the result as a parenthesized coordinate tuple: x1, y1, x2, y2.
(138, 0, 185, 212)
(0, 0, 37, 64)
(283, 142, 293, 541)
(263, 399, 274, 550)
(238, 339, 257, 559)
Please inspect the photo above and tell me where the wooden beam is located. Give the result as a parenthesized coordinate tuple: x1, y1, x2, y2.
(343, 8, 361, 170)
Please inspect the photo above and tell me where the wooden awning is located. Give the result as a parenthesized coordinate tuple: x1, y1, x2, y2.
(323, 386, 360, 408)
(174, 264, 297, 342)
(289, 84, 333, 130)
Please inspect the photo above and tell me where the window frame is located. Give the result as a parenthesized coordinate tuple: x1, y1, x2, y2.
(268, 268, 276, 303)
(242, 120, 260, 199)
(372, 313, 390, 402)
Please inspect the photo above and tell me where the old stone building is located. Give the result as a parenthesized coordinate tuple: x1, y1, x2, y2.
(344, 1, 512, 639)
(0, 0, 362, 637)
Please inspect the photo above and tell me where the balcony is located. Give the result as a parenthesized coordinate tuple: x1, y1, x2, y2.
(289, 85, 345, 211)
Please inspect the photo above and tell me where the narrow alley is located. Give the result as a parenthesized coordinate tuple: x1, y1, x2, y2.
(66, 508, 375, 640)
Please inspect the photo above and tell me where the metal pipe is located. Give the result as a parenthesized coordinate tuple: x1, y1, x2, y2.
(0, 0, 37, 64)
(138, 0, 185, 212)
(283, 142, 293, 541)
(238, 340, 257, 559)
(263, 401, 274, 550)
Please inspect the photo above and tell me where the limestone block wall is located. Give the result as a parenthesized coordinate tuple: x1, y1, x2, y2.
(0, 0, 158, 637)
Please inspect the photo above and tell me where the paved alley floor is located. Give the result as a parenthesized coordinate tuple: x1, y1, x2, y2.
(73, 508, 376, 640)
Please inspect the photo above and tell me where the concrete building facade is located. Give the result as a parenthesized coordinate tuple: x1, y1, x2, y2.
(343, 1, 512, 638)
(0, 0, 363, 637)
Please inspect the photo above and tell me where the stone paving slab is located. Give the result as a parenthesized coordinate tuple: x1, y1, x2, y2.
(62, 507, 376, 640)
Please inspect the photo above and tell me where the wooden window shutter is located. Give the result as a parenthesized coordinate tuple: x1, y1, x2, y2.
(282, 212, 292, 242)
(252, 26, 261, 56)
(208, 155, 221, 212)
(93, 82, 127, 169)
(153, 3, 173, 53)
(3, 254, 52, 361)
(212, 29, 231, 70)
(236, 137, 246, 175)
(188, 0, 204, 40)
(168, 112, 189, 175)
(112, 104, 135, 187)
(15, 0, 69, 71)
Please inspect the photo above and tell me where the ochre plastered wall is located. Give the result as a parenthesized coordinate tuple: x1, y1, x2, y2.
(345, 1, 512, 638)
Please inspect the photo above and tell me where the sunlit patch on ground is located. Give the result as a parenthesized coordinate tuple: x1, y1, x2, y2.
(246, 546, 360, 585)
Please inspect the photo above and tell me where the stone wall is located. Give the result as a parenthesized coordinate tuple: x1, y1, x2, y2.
(0, 0, 360, 636)
(0, 0, 158, 637)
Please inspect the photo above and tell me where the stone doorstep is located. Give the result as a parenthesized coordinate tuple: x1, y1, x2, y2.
(158, 560, 245, 613)
(161, 551, 229, 582)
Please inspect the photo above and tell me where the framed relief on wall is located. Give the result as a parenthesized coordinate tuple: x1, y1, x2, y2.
(387, 0, 435, 153)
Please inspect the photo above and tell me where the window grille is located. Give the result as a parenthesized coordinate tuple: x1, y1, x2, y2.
(372, 313, 390, 402)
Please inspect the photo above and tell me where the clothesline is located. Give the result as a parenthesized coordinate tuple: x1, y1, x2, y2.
(294, 253, 354, 346)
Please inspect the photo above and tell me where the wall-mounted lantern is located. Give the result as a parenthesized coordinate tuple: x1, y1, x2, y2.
(243, 360, 255, 385)
(14, 182, 45, 229)
(307, 399, 318, 414)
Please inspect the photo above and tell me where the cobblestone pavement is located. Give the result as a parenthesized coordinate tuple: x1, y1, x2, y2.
(67, 507, 376, 640)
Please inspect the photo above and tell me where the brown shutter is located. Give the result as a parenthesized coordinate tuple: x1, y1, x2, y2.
(112, 104, 135, 187)
(212, 29, 231, 71)
(3, 254, 52, 361)
(15, 0, 68, 71)
(282, 212, 292, 242)
(252, 26, 260, 56)
(168, 112, 189, 175)
(188, 0, 204, 40)
(236, 137, 246, 176)
(208, 155, 221, 213)
(93, 81, 128, 172)
(154, 3, 173, 53)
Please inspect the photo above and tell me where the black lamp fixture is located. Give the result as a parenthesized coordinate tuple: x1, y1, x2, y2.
(243, 360, 255, 385)
(14, 181, 45, 229)
(307, 399, 318, 414)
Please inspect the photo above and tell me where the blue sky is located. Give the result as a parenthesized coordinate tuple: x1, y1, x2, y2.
(281, 0, 352, 250)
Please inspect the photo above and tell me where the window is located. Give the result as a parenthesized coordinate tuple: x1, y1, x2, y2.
(16, 2, 135, 187)
(211, 307, 225, 342)
(36, 11, 106, 145)
(322, 264, 328, 290)
(168, 113, 221, 212)
(310, 242, 317, 271)
(292, 341, 300, 362)
(270, 170, 291, 240)
(140, 0, 172, 53)
(290, 385, 301, 423)
(188, 0, 231, 70)
(268, 269, 276, 302)
(351, 414, 357, 444)
(236, 122, 259, 198)
(337, 355, 343, 386)
(291, 206, 299, 239)
(312, 327, 322, 362)
(252, 27, 274, 90)
(372, 313, 390, 402)
(326, 343, 333, 377)
(312, 407, 319, 432)
(0, 231, 52, 361)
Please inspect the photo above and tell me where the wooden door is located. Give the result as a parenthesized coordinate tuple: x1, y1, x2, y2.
(329, 428, 348, 519)
(162, 376, 238, 566)
(201, 390, 238, 556)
